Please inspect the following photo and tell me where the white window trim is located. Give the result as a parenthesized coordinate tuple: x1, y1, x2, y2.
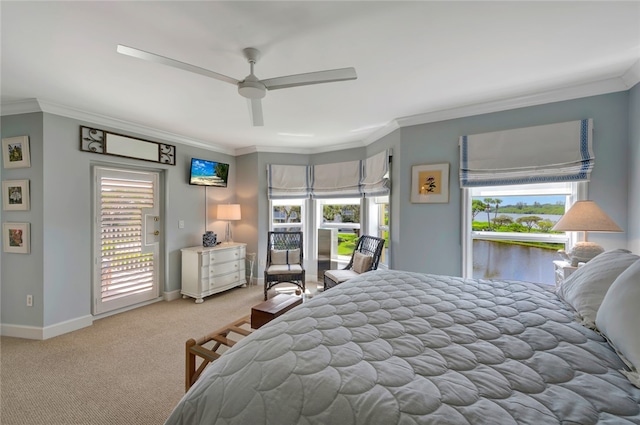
(462, 182, 586, 278)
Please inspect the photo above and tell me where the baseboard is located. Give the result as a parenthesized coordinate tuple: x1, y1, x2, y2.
(163, 289, 181, 301)
(2, 314, 94, 340)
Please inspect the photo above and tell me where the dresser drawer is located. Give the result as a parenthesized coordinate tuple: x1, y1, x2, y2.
(210, 259, 245, 277)
(211, 271, 244, 289)
(209, 248, 243, 264)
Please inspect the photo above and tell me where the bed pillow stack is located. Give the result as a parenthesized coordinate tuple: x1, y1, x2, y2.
(556, 249, 639, 328)
(596, 258, 640, 388)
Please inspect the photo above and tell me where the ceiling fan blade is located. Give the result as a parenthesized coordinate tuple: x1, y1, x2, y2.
(247, 98, 264, 126)
(261, 67, 357, 91)
(116, 45, 240, 85)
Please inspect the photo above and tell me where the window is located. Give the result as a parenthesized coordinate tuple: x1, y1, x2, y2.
(271, 199, 303, 232)
(317, 198, 361, 260)
(371, 196, 389, 267)
(463, 182, 584, 285)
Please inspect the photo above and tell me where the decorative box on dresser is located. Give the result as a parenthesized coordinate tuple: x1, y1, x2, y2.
(181, 243, 247, 303)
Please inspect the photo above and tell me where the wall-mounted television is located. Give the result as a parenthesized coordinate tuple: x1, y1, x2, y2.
(189, 158, 229, 187)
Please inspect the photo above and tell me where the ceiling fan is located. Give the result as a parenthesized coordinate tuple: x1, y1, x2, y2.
(116, 45, 357, 126)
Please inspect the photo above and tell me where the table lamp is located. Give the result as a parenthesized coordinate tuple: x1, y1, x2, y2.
(217, 204, 241, 244)
(552, 200, 623, 266)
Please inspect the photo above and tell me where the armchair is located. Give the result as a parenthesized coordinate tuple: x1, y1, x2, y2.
(264, 231, 305, 300)
(323, 235, 385, 290)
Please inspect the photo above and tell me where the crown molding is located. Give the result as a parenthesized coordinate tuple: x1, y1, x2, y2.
(1, 98, 236, 156)
(622, 59, 640, 88)
(0, 98, 42, 116)
(3, 63, 639, 157)
(234, 138, 367, 156)
(397, 72, 637, 129)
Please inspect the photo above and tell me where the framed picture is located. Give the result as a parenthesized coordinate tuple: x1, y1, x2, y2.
(2, 136, 31, 169)
(2, 180, 30, 211)
(3, 222, 30, 254)
(411, 163, 450, 203)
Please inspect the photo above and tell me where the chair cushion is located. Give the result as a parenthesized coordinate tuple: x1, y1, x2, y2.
(266, 264, 303, 275)
(324, 269, 359, 284)
(353, 251, 374, 274)
(270, 249, 301, 265)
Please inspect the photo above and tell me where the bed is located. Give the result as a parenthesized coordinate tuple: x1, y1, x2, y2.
(166, 258, 640, 424)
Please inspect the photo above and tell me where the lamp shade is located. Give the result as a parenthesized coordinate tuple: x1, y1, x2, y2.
(217, 204, 241, 221)
(552, 200, 623, 266)
(552, 200, 622, 233)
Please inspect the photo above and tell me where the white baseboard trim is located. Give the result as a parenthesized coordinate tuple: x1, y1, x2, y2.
(2, 315, 94, 340)
(163, 289, 181, 301)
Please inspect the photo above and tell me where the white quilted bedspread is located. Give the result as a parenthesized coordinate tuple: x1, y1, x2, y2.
(166, 270, 640, 425)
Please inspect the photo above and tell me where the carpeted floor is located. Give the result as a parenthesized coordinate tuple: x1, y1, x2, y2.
(0, 283, 320, 425)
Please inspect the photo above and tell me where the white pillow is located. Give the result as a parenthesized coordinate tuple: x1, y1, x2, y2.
(596, 258, 640, 387)
(270, 249, 300, 265)
(352, 251, 374, 274)
(557, 249, 639, 327)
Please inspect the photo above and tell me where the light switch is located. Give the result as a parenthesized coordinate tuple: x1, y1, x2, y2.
(178, 220, 185, 229)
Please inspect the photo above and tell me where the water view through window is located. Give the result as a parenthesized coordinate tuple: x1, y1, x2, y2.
(471, 191, 567, 285)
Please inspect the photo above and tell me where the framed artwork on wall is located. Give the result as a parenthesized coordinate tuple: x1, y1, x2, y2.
(2, 136, 31, 169)
(3, 222, 30, 254)
(411, 163, 450, 203)
(2, 180, 30, 211)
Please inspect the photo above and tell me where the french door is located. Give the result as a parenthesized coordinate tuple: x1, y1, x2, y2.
(93, 167, 161, 314)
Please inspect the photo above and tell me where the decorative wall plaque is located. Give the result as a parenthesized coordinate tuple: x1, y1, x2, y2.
(80, 126, 176, 166)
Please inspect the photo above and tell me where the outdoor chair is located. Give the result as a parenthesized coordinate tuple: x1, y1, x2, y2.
(323, 235, 385, 290)
(264, 231, 305, 300)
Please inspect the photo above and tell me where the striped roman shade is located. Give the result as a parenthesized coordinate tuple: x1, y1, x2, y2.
(267, 150, 390, 199)
(460, 119, 594, 187)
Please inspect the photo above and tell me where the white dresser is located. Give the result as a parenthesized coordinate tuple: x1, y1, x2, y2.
(181, 243, 247, 303)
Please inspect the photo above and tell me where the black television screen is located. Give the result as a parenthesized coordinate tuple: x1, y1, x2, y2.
(189, 158, 229, 187)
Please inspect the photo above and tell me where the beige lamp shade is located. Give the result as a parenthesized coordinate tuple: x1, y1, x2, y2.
(552, 201, 622, 234)
(217, 204, 241, 243)
(217, 204, 241, 221)
(552, 200, 622, 266)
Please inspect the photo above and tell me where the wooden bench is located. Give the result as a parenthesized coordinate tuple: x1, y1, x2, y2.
(185, 315, 253, 391)
(251, 293, 302, 329)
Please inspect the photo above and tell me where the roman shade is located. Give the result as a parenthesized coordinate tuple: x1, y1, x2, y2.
(267, 150, 390, 200)
(267, 164, 311, 199)
(459, 119, 594, 187)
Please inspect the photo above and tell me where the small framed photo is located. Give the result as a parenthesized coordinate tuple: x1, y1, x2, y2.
(2, 136, 31, 169)
(3, 222, 30, 254)
(2, 180, 30, 211)
(411, 163, 450, 203)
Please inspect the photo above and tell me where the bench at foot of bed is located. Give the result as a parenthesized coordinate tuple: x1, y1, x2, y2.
(185, 315, 253, 391)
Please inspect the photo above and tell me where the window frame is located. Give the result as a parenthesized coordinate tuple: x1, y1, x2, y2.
(462, 181, 586, 278)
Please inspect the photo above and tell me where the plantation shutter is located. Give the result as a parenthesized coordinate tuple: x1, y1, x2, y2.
(459, 119, 594, 187)
(100, 175, 155, 304)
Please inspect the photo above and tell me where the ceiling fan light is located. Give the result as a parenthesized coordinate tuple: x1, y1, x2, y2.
(238, 81, 266, 99)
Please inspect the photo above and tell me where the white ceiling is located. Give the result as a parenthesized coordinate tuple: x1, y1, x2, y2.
(2, 1, 639, 155)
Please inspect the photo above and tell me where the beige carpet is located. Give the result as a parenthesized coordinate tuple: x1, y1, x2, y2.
(0, 283, 320, 425)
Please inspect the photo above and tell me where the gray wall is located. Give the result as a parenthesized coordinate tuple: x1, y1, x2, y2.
(628, 82, 640, 253)
(393, 91, 631, 276)
(1, 113, 44, 327)
(1, 113, 236, 331)
(1, 88, 636, 337)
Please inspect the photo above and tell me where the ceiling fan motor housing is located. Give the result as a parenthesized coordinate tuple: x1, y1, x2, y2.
(238, 78, 266, 99)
